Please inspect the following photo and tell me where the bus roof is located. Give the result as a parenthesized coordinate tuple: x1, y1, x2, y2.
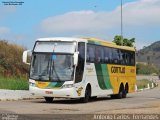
(83, 37, 135, 51)
(37, 37, 135, 51)
(37, 37, 83, 42)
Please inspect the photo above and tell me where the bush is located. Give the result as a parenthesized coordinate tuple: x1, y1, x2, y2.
(136, 63, 159, 75)
(0, 40, 29, 78)
(136, 79, 152, 89)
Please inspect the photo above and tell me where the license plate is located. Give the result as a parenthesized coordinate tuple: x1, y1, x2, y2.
(45, 91, 53, 94)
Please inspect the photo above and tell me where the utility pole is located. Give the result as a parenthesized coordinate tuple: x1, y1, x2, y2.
(121, 0, 123, 46)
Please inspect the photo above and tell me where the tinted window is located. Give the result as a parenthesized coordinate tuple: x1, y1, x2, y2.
(95, 46, 104, 63)
(104, 47, 112, 63)
(86, 43, 135, 66)
(87, 44, 95, 62)
(112, 48, 119, 64)
(75, 42, 85, 83)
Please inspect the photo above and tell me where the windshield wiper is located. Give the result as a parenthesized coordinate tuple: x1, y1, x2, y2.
(50, 61, 61, 81)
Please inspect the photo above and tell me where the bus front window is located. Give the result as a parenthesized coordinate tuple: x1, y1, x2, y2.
(50, 55, 74, 81)
(30, 53, 74, 81)
(30, 54, 50, 80)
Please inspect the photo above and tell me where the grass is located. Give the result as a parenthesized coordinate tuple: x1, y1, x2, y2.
(0, 76, 29, 90)
(136, 79, 152, 89)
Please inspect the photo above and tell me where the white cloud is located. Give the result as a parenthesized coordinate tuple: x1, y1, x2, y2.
(40, 0, 160, 34)
(40, 10, 119, 33)
(123, 0, 160, 26)
(0, 27, 10, 34)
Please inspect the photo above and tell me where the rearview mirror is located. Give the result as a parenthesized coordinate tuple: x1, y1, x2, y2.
(74, 52, 79, 66)
(22, 50, 32, 65)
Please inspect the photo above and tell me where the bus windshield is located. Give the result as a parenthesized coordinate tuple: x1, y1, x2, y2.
(30, 53, 74, 82)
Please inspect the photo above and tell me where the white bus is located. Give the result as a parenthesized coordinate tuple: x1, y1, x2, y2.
(23, 37, 136, 103)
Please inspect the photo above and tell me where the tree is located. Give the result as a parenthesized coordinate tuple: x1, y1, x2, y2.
(113, 35, 123, 46)
(113, 35, 135, 47)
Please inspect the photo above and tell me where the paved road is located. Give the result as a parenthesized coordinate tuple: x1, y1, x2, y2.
(0, 84, 160, 120)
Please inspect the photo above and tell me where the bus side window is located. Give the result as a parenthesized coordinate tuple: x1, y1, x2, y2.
(87, 44, 95, 63)
(125, 52, 130, 65)
(129, 52, 135, 66)
(104, 47, 112, 63)
(112, 48, 119, 64)
(120, 50, 126, 65)
(118, 50, 123, 64)
(130, 52, 135, 66)
(95, 46, 104, 63)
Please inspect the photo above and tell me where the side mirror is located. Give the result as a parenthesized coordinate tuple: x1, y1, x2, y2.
(22, 50, 32, 65)
(74, 52, 79, 66)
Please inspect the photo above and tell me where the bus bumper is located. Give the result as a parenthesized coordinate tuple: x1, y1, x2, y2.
(29, 86, 79, 98)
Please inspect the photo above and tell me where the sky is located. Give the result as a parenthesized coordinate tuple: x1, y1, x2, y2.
(0, 0, 160, 50)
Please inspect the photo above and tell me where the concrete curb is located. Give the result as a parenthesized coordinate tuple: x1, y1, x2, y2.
(135, 81, 159, 92)
(0, 89, 40, 101)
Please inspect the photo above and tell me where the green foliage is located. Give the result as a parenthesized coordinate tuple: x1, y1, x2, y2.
(136, 63, 159, 75)
(113, 35, 135, 47)
(0, 40, 29, 78)
(113, 35, 123, 45)
(0, 76, 29, 90)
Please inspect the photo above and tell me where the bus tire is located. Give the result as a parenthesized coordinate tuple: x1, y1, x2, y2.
(117, 84, 124, 99)
(122, 90, 127, 98)
(117, 89, 123, 99)
(80, 85, 91, 103)
(123, 83, 128, 98)
(110, 95, 117, 99)
(44, 97, 54, 103)
(91, 96, 97, 100)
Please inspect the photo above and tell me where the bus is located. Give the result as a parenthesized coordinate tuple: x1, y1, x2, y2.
(23, 37, 136, 103)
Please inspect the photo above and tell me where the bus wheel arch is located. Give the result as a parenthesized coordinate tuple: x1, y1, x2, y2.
(80, 83, 91, 103)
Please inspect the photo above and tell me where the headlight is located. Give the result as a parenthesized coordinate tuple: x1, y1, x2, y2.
(62, 84, 74, 88)
(29, 82, 36, 87)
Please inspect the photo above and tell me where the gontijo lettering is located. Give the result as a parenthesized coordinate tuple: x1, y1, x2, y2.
(111, 66, 125, 73)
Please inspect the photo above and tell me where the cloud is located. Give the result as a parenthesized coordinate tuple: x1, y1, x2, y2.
(40, 0, 160, 34)
(40, 10, 119, 33)
(123, 0, 160, 27)
(0, 27, 10, 34)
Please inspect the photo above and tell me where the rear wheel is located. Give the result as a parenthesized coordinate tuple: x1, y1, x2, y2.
(111, 84, 125, 99)
(44, 97, 54, 103)
(123, 84, 128, 98)
(122, 90, 127, 98)
(117, 84, 125, 99)
(111, 85, 127, 99)
(80, 86, 91, 103)
(117, 89, 123, 99)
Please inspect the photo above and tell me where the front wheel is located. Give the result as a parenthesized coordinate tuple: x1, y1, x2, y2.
(44, 97, 54, 103)
(80, 86, 91, 103)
